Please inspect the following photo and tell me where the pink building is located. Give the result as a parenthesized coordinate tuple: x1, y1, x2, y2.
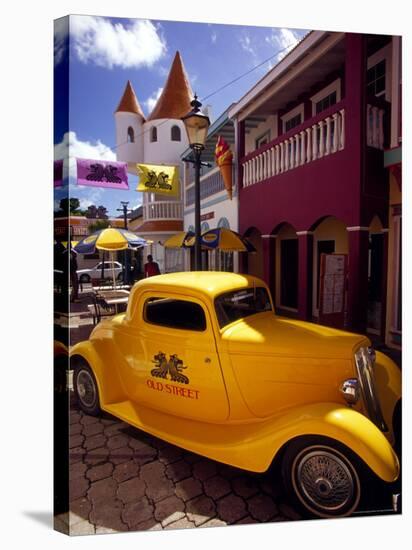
(229, 32, 401, 345)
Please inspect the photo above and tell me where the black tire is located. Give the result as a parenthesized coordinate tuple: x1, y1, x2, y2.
(117, 272, 124, 282)
(79, 274, 90, 284)
(73, 361, 101, 416)
(281, 436, 362, 519)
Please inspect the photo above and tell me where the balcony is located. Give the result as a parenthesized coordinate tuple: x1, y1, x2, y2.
(241, 101, 346, 188)
(186, 165, 235, 207)
(143, 201, 183, 221)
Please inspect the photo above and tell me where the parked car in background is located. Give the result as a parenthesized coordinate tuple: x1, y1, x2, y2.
(77, 261, 123, 284)
(70, 272, 401, 519)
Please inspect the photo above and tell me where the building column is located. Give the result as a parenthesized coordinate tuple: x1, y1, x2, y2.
(347, 227, 369, 332)
(297, 231, 313, 321)
(262, 235, 276, 300)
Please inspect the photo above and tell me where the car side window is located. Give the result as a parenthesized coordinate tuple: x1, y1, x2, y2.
(144, 297, 206, 332)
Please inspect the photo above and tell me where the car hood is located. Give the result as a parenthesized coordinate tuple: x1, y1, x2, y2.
(221, 312, 368, 359)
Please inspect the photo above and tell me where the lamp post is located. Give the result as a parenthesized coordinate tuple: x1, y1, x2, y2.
(116, 201, 132, 284)
(182, 95, 210, 270)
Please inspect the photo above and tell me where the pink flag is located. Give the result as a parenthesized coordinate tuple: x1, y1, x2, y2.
(54, 159, 63, 187)
(76, 158, 129, 190)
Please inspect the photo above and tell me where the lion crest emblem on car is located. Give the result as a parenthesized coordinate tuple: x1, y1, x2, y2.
(151, 352, 189, 385)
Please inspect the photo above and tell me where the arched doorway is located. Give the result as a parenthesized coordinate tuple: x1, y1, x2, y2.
(311, 216, 348, 319)
(243, 227, 263, 279)
(275, 223, 298, 312)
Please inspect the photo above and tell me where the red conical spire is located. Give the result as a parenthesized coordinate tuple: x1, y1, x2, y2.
(115, 80, 145, 119)
(148, 52, 193, 121)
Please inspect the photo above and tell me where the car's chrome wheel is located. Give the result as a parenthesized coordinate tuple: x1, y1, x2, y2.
(282, 440, 361, 518)
(73, 363, 101, 416)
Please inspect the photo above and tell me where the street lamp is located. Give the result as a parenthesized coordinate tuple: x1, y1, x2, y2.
(116, 201, 132, 284)
(182, 95, 210, 270)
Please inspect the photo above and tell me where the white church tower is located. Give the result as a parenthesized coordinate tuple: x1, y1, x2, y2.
(114, 80, 145, 166)
(114, 52, 193, 273)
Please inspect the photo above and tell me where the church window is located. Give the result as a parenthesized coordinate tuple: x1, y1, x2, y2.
(171, 125, 181, 142)
(127, 126, 135, 143)
(150, 126, 157, 142)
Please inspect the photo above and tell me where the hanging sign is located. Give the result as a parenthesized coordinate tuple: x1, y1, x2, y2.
(54, 159, 63, 187)
(76, 158, 129, 190)
(136, 163, 179, 196)
(319, 253, 348, 328)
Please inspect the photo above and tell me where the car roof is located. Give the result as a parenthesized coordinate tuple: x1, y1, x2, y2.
(129, 271, 266, 302)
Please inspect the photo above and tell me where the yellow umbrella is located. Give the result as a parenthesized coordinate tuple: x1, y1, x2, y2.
(74, 228, 146, 287)
(200, 228, 256, 252)
(163, 231, 195, 249)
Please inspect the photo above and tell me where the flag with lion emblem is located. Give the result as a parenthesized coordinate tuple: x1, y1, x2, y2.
(136, 163, 180, 196)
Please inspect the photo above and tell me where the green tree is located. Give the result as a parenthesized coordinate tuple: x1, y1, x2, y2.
(58, 197, 82, 216)
(88, 219, 110, 233)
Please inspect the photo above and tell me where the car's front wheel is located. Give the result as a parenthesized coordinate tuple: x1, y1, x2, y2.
(281, 437, 361, 519)
(79, 274, 90, 284)
(73, 362, 101, 416)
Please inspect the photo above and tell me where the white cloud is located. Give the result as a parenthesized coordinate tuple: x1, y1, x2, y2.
(266, 28, 306, 62)
(144, 87, 163, 114)
(79, 189, 104, 210)
(54, 131, 115, 161)
(239, 33, 258, 61)
(54, 131, 116, 182)
(211, 31, 217, 44)
(70, 16, 167, 69)
(54, 18, 68, 66)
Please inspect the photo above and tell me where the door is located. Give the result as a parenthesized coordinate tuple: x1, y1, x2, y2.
(280, 238, 298, 309)
(316, 240, 335, 310)
(121, 292, 229, 422)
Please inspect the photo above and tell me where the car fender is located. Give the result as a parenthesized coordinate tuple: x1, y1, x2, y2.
(70, 340, 125, 405)
(374, 351, 401, 441)
(258, 402, 399, 482)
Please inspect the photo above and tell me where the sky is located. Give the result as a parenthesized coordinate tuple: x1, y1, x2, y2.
(54, 16, 308, 216)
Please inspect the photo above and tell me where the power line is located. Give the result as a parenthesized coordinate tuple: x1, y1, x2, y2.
(103, 39, 301, 154)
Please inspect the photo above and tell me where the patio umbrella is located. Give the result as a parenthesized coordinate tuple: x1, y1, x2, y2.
(200, 228, 256, 252)
(74, 227, 146, 287)
(163, 230, 195, 249)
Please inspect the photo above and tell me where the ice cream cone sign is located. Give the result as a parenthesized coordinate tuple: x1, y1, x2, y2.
(215, 136, 233, 200)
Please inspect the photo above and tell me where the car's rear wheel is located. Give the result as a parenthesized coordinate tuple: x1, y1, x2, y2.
(79, 274, 90, 284)
(73, 362, 101, 416)
(281, 437, 361, 519)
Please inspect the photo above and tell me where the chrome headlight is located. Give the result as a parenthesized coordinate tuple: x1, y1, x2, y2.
(340, 378, 360, 405)
(354, 347, 387, 431)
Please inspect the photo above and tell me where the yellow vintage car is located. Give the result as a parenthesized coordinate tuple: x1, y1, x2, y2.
(70, 272, 401, 519)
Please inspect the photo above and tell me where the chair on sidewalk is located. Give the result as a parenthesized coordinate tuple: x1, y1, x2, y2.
(88, 292, 116, 326)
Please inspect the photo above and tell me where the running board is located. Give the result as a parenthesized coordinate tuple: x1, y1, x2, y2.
(102, 399, 269, 473)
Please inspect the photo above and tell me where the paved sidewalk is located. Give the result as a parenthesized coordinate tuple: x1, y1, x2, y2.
(64, 401, 300, 535)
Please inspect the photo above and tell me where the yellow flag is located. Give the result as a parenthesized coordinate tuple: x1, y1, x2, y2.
(136, 163, 179, 196)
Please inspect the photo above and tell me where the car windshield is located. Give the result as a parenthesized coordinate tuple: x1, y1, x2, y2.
(215, 287, 272, 328)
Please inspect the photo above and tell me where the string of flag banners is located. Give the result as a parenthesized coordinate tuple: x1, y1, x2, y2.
(53, 136, 234, 200)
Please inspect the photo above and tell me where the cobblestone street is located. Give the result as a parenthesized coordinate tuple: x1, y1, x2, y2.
(64, 401, 301, 535)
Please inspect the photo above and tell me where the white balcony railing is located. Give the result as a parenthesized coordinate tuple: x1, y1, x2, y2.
(367, 104, 385, 149)
(143, 201, 183, 221)
(242, 107, 345, 188)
